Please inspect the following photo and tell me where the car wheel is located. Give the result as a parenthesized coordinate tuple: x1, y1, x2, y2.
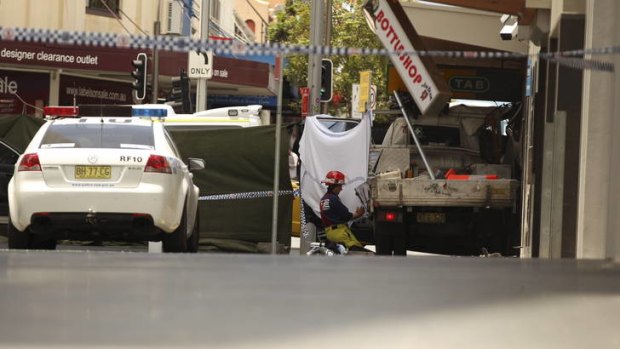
(186, 211, 200, 253)
(162, 203, 188, 253)
(7, 216, 30, 249)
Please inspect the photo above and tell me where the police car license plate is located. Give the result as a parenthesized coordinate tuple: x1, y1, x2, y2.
(75, 165, 111, 179)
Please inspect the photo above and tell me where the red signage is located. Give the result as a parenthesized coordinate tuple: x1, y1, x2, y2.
(300, 87, 310, 117)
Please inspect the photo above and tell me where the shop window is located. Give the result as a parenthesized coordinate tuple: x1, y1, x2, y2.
(86, 0, 120, 17)
(211, 0, 220, 22)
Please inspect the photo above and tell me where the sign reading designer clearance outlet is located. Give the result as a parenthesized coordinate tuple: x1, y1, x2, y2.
(363, 0, 451, 115)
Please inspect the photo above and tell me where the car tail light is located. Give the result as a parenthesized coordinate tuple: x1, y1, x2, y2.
(385, 212, 397, 222)
(18, 153, 41, 171)
(144, 155, 172, 174)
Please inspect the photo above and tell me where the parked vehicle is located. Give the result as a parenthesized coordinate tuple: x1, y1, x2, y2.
(369, 103, 522, 256)
(161, 105, 264, 130)
(7, 107, 205, 252)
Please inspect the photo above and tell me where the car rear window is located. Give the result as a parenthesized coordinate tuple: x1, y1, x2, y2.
(40, 124, 155, 149)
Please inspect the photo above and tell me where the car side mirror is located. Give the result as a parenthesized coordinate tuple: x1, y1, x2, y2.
(188, 158, 205, 171)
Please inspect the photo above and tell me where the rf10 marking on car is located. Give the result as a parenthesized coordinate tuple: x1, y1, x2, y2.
(119, 155, 143, 162)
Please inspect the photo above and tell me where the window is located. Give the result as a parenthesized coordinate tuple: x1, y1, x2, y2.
(86, 0, 120, 16)
(245, 20, 256, 33)
(210, 0, 220, 22)
(317, 118, 360, 133)
(41, 124, 154, 149)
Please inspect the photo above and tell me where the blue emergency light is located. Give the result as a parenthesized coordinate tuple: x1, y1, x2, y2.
(131, 107, 168, 118)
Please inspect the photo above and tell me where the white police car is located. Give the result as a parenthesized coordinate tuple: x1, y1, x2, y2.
(7, 106, 205, 252)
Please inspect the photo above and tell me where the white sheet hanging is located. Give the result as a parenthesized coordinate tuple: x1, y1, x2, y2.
(299, 114, 371, 217)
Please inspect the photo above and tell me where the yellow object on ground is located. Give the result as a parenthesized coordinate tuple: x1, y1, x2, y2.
(291, 180, 301, 237)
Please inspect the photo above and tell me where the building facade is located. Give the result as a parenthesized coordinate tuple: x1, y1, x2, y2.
(0, 0, 277, 116)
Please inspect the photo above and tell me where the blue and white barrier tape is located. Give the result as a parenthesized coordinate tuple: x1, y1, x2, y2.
(0, 26, 614, 71)
(199, 189, 301, 201)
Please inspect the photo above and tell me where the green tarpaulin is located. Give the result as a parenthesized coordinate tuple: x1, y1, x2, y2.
(0, 114, 44, 151)
(168, 125, 293, 252)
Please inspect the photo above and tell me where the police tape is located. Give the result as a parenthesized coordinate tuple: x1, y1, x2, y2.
(544, 56, 614, 72)
(199, 189, 301, 201)
(0, 26, 615, 71)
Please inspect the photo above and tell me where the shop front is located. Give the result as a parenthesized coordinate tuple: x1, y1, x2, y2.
(1, 39, 276, 116)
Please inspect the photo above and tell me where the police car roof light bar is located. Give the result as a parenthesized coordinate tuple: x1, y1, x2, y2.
(131, 106, 168, 118)
(43, 106, 79, 118)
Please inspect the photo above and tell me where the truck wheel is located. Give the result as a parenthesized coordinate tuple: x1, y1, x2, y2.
(163, 203, 188, 253)
(186, 211, 200, 253)
(7, 217, 30, 249)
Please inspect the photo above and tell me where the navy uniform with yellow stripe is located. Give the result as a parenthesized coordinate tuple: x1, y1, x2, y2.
(319, 170, 365, 250)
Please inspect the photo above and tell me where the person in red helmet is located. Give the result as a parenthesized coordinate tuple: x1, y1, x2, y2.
(319, 170, 371, 253)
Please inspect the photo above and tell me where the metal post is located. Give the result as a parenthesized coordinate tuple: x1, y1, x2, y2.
(151, 0, 161, 103)
(196, 0, 210, 111)
(393, 91, 435, 180)
(308, 0, 323, 116)
(271, 55, 284, 254)
(321, 0, 332, 114)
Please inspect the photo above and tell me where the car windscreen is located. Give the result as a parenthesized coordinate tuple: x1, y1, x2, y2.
(40, 124, 155, 149)
(412, 125, 460, 147)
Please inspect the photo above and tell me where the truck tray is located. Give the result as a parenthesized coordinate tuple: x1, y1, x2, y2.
(370, 177, 519, 208)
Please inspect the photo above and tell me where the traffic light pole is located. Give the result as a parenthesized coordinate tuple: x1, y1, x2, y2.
(270, 54, 284, 255)
(196, 0, 210, 112)
(321, 0, 332, 114)
(152, 7, 161, 104)
(307, 0, 323, 116)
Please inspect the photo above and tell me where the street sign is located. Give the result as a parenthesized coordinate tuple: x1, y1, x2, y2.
(363, 0, 451, 115)
(352, 83, 376, 119)
(188, 50, 213, 79)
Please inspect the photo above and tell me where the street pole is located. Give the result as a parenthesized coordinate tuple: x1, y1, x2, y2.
(152, 0, 161, 103)
(308, 0, 324, 116)
(271, 55, 284, 254)
(321, 0, 332, 114)
(196, 0, 210, 111)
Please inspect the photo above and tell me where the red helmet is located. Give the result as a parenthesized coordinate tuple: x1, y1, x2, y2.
(322, 170, 346, 185)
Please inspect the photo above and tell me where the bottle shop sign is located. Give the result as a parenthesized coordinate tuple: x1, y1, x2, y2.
(363, 0, 451, 115)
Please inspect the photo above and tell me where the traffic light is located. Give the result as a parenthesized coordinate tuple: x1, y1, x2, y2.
(320, 59, 333, 102)
(131, 53, 148, 101)
(171, 70, 192, 113)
